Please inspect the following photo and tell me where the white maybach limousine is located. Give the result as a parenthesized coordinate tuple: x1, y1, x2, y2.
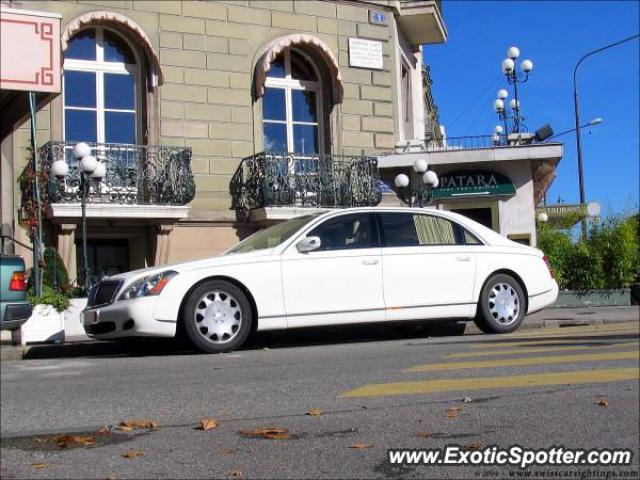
(83, 207, 559, 353)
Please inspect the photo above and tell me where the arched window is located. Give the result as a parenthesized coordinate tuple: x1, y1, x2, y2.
(63, 27, 140, 145)
(263, 48, 323, 156)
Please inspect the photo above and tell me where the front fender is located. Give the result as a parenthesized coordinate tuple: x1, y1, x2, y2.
(152, 260, 286, 330)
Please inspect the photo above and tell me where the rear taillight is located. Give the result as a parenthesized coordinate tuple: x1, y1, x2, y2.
(9, 271, 27, 291)
(543, 256, 555, 279)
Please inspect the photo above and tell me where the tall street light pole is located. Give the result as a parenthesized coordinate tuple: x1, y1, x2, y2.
(573, 33, 640, 239)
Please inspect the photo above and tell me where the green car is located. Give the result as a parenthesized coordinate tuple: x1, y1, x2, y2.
(0, 254, 33, 331)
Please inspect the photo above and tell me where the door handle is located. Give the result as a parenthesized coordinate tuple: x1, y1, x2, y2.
(362, 259, 380, 265)
(456, 256, 471, 262)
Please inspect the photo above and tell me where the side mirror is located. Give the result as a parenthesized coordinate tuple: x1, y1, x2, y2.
(297, 236, 321, 253)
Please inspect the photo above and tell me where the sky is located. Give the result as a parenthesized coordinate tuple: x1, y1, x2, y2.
(423, 0, 640, 215)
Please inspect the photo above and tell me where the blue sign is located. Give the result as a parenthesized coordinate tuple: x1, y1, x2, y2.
(370, 11, 387, 25)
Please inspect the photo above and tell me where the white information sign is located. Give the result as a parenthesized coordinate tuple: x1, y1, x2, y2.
(348, 38, 383, 70)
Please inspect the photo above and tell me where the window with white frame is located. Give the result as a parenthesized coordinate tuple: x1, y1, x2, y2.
(263, 48, 323, 156)
(63, 27, 140, 145)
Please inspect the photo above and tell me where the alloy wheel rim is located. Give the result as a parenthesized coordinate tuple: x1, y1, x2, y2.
(193, 290, 242, 344)
(488, 283, 520, 325)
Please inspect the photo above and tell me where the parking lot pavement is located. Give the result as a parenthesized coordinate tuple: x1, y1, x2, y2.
(1, 319, 638, 479)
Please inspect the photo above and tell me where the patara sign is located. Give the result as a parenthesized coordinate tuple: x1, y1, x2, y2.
(433, 171, 515, 199)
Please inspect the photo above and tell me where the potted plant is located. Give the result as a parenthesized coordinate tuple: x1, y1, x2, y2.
(20, 247, 71, 344)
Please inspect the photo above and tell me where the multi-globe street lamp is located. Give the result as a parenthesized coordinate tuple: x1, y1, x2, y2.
(394, 159, 439, 208)
(50, 142, 106, 293)
(494, 46, 533, 135)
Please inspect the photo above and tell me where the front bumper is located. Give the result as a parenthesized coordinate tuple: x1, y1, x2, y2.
(82, 296, 176, 339)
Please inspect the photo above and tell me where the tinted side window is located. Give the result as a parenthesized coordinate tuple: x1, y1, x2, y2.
(379, 213, 419, 246)
(380, 213, 461, 246)
(308, 213, 378, 251)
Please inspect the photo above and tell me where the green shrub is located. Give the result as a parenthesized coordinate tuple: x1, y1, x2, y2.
(537, 226, 573, 287)
(563, 241, 605, 290)
(27, 285, 71, 312)
(537, 211, 639, 290)
(42, 246, 69, 290)
(589, 214, 639, 288)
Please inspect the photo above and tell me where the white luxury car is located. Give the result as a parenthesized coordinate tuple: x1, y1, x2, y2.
(82, 207, 558, 353)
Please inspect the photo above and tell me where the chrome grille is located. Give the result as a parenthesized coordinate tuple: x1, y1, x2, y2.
(88, 280, 122, 307)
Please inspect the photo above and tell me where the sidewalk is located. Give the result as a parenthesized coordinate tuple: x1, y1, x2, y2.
(1, 305, 638, 361)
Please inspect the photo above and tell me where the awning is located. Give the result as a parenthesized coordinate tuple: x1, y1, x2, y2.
(254, 33, 343, 104)
(61, 11, 163, 87)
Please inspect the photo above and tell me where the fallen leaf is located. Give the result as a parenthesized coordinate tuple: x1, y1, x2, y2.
(32, 463, 49, 469)
(96, 428, 111, 435)
(120, 419, 159, 430)
(239, 428, 288, 436)
(416, 432, 431, 438)
(463, 442, 485, 450)
(262, 432, 291, 439)
(349, 443, 373, 449)
(200, 418, 219, 431)
(307, 408, 323, 417)
(445, 407, 462, 419)
(596, 398, 609, 407)
(230, 470, 243, 478)
(122, 450, 144, 459)
(54, 434, 95, 448)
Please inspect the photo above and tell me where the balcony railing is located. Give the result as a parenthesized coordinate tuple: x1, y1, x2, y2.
(232, 152, 382, 212)
(41, 141, 196, 205)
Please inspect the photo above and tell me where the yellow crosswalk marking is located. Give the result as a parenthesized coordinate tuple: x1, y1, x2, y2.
(505, 323, 639, 339)
(469, 336, 639, 349)
(339, 367, 640, 398)
(445, 341, 639, 358)
(407, 350, 639, 372)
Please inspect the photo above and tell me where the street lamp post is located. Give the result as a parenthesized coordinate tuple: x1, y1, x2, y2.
(494, 46, 534, 135)
(51, 142, 106, 293)
(545, 118, 603, 142)
(573, 34, 639, 239)
(393, 159, 439, 208)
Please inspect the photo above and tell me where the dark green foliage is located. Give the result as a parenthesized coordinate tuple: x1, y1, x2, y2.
(42, 246, 69, 290)
(537, 213, 639, 290)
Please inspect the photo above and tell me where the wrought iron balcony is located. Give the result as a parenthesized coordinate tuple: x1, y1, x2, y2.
(232, 152, 382, 212)
(41, 141, 196, 205)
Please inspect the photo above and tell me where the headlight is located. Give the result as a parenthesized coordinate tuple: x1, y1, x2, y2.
(118, 270, 178, 301)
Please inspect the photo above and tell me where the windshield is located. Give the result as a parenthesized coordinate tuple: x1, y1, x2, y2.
(225, 214, 322, 255)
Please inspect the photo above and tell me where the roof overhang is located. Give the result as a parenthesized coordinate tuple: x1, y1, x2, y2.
(378, 143, 563, 205)
(396, 1, 447, 46)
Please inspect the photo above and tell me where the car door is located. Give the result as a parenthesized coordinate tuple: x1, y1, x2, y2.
(378, 211, 477, 321)
(280, 212, 385, 327)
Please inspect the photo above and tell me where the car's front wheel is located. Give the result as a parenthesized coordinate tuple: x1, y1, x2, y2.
(181, 280, 252, 353)
(474, 274, 525, 334)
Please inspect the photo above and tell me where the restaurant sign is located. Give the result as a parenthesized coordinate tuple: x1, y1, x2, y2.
(433, 171, 515, 199)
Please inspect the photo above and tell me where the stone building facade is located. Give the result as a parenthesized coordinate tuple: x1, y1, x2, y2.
(1, 0, 446, 285)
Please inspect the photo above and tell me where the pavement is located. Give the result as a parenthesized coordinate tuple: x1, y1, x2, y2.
(1, 305, 638, 361)
(0, 307, 638, 479)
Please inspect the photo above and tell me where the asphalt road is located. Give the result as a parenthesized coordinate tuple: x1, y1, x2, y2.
(1, 321, 638, 479)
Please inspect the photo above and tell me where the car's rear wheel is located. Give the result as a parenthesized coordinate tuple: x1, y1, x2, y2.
(181, 280, 252, 353)
(474, 274, 525, 334)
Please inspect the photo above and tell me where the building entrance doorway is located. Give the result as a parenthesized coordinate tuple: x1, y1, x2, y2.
(451, 207, 494, 230)
(76, 239, 129, 287)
